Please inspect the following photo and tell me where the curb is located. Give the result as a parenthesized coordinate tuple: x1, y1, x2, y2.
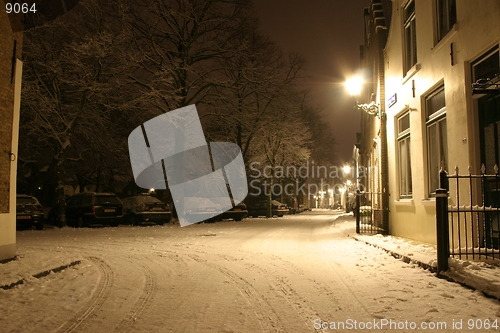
(0, 260, 81, 290)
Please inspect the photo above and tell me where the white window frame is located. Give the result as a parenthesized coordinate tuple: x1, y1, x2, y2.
(403, 0, 417, 74)
(397, 112, 412, 198)
(425, 85, 447, 196)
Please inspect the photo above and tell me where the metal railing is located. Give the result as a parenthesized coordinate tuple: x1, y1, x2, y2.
(436, 166, 500, 273)
(355, 191, 386, 235)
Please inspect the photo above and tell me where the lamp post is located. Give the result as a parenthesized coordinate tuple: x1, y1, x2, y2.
(345, 76, 389, 235)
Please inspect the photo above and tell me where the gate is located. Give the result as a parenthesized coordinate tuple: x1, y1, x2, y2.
(436, 166, 500, 272)
(355, 191, 386, 234)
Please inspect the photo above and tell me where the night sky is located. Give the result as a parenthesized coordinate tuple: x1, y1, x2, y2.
(252, 0, 368, 165)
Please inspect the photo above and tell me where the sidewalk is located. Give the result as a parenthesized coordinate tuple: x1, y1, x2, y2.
(354, 231, 500, 300)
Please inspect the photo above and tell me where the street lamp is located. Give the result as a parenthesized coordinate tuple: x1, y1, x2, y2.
(345, 75, 389, 235)
(345, 76, 364, 96)
(344, 77, 380, 117)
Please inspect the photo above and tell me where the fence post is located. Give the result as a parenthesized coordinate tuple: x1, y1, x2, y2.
(436, 169, 449, 274)
(355, 189, 360, 234)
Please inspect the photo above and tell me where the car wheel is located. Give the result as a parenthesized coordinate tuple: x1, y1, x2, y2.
(36, 222, 44, 230)
(77, 216, 84, 228)
(234, 217, 243, 221)
(130, 215, 138, 226)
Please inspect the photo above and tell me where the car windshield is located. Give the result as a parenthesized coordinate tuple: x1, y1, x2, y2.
(94, 196, 121, 205)
(17, 197, 38, 205)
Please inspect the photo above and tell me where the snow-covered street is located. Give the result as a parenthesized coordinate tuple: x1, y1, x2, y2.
(1, 211, 499, 332)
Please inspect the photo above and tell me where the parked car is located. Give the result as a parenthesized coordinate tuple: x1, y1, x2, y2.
(247, 200, 289, 217)
(298, 204, 310, 212)
(122, 195, 171, 226)
(210, 197, 248, 221)
(65, 192, 123, 227)
(182, 197, 222, 223)
(16, 194, 44, 230)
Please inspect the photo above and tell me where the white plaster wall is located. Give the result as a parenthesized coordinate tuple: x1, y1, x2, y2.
(0, 59, 22, 261)
(384, 0, 500, 244)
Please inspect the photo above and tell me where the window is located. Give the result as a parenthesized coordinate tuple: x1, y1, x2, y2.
(426, 86, 447, 196)
(403, 0, 417, 74)
(472, 46, 499, 84)
(397, 112, 412, 198)
(436, 0, 457, 42)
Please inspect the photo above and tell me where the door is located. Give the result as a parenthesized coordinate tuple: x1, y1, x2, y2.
(479, 93, 500, 248)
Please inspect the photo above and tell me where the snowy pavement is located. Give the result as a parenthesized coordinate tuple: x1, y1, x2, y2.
(1, 211, 500, 332)
(354, 226, 500, 301)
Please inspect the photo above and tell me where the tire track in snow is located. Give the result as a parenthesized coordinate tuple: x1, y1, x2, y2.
(114, 259, 156, 333)
(57, 256, 113, 333)
(156, 249, 283, 332)
(182, 236, 376, 329)
(163, 246, 336, 332)
(186, 252, 284, 332)
(59, 243, 161, 331)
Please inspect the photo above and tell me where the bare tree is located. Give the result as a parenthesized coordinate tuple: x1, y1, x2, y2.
(19, 0, 133, 224)
(204, 22, 307, 162)
(125, 0, 252, 111)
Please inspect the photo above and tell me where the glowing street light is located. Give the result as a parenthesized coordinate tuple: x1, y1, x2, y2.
(345, 75, 380, 117)
(344, 76, 364, 96)
(345, 74, 389, 234)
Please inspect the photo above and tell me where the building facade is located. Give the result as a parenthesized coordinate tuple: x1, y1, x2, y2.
(355, 0, 392, 234)
(359, 0, 500, 245)
(0, 11, 23, 261)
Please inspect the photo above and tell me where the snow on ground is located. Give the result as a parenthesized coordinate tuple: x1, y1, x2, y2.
(355, 227, 500, 300)
(1, 211, 500, 332)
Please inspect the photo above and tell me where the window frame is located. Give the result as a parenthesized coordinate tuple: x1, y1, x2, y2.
(425, 85, 448, 197)
(435, 0, 457, 43)
(471, 45, 500, 84)
(397, 112, 412, 199)
(403, 0, 417, 75)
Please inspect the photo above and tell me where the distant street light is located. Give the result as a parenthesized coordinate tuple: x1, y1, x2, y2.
(345, 75, 389, 234)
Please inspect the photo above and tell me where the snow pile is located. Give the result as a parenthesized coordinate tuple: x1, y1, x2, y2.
(446, 259, 500, 299)
(355, 233, 437, 267)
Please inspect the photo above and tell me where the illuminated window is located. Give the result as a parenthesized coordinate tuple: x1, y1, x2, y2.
(436, 0, 456, 42)
(397, 112, 412, 198)
(426, 86, 447, 196)
(403, 0, 417, 74)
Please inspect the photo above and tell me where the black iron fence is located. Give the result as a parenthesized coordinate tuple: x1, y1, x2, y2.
(436, 166, 500, 272)
(355, 191, 386, 235)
